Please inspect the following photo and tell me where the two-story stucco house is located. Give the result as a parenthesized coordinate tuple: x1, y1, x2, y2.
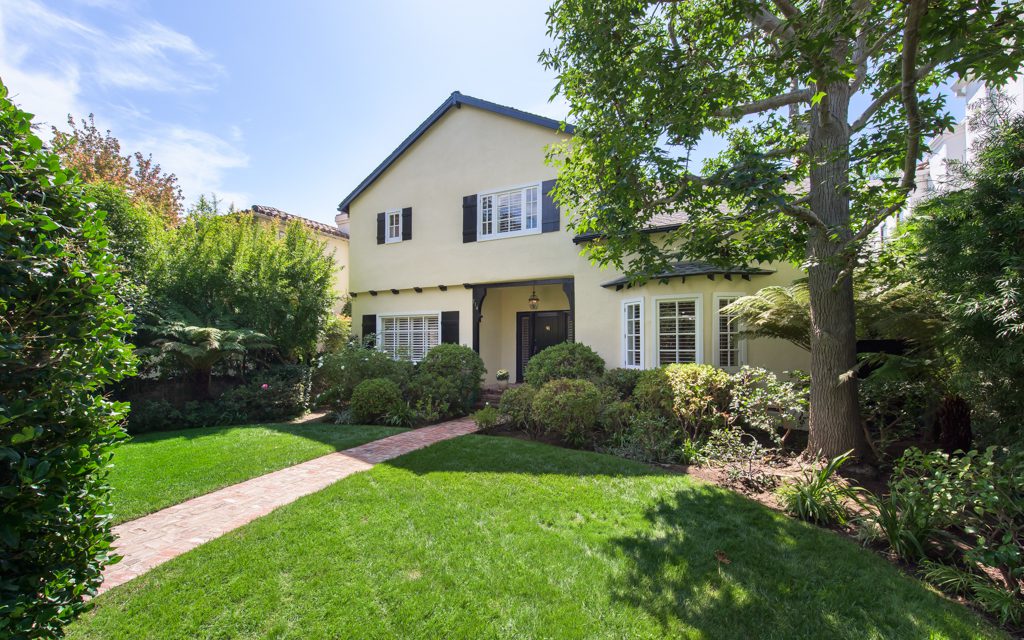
(338, 92, 808, 383)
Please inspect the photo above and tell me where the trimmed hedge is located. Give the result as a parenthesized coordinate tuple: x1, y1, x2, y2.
(1, 81, 136, 637)
(350, 378, 404, 424)
(412, 344, 485, 417)
(524, 342, 605, 386)
(531, 378, 604, 446)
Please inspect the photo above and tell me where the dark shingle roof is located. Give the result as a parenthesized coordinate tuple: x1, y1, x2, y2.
(249, 205, 349, 239)
(337, 92, 575, 214)
(601, 261, 774, 290)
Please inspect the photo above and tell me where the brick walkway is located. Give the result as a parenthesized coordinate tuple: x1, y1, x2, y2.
(99, 418, 478, 594)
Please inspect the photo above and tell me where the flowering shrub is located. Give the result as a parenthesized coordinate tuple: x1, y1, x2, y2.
(314, 341, 413, 409)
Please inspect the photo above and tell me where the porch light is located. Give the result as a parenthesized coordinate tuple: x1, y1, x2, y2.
(528, 287, 540, 310)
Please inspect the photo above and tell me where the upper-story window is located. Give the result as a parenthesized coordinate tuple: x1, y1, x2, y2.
(479, 184, 541, 240)
(385, 209, 402, 243)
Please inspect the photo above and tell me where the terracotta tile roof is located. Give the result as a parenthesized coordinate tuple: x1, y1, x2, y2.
(248, 205, 349, 239)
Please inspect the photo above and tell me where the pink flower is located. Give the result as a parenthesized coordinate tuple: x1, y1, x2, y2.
(261, 383, 269, 390)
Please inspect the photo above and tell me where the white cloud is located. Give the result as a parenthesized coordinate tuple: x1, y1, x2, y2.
(0, 0, 246, 206)
(131, 126, 250, 209)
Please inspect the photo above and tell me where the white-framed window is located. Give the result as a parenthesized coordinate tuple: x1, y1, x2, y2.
(479, 183, 541, 240)
(655, 295, 702, 365)
(377, 313, 439, 362)
(622, 298, 644, 369)
(714, 294, 746, 369)
(385, 209, 402, 243)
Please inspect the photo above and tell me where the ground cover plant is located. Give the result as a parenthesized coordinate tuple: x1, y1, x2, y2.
(68, 436, 1000, 639)
(107, 423, 404, 524)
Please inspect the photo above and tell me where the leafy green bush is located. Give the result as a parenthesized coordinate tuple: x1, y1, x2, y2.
(1, 81, 136, 637)
(473, 406, 500, 429)
(498, 385, 538, 434)
(779, 451, 860, 527)
(350, 378, 404, 425)
(524, 342, 605, 386)
(601, 411, 681, 464)
(315, 343, 413, 409)
(600, 368, 643, 399)
(861, 447, 1024, 622)
(149, 203, 336, 360)
(412, 344, 486, 416)
(531, 378, 605, 446)
(728, 367, 806, 436)
(218, 365, 311, 424)
(599, 400, 636, 434)
(126, 399, 184, 433)
(633, 364, 733, 437)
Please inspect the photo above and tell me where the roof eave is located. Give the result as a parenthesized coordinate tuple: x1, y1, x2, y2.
(337, 91, 575, 213)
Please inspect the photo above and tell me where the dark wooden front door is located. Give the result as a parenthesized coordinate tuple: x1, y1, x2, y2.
(516, 310, 570, 383)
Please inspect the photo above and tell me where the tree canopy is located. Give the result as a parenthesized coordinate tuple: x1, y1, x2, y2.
(542, 0, 1024, 457)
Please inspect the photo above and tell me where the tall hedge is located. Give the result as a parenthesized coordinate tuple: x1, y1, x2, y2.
(0, 82, 136, 637)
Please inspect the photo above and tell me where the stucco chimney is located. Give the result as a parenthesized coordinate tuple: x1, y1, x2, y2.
(335, 211, 350, 236)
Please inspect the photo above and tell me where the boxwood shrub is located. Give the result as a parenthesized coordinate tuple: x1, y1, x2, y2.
(350, 378, 405, 424)
(523, 342, 605, 386)
(412, 344, 485, 417)
(531, 378, 605, 446)
(498, 385, 539, 435)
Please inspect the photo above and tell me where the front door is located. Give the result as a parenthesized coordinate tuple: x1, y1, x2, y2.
(516, 310, 570, 383)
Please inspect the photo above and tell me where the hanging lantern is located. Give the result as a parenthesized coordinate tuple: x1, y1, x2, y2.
(528, 287, 540, 310)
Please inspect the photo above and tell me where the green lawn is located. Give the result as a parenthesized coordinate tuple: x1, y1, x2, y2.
(75, 436, 999, 639)
(107, 423, 405, 523)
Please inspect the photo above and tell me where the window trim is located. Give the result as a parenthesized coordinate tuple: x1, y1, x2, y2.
(477, 182, 543, 241)
(621, 297, 645, 369)
(385, 209, 402, 244)
(375, 311, 441, 362)
(713, 293, 747, 370)
(653, 294, 704, 365)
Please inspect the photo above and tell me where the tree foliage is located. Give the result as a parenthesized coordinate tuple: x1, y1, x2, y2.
(51, 114, 183, 222)
(0, 81, 135, 638)
(541, 0, 1024, 456)
(148, 199, 337, 361)
(897, 108, 1024, 443)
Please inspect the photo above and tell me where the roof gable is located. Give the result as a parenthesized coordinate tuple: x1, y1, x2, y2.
(337, 92, 574, 213)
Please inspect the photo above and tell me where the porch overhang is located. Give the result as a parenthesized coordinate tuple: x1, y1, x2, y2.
(601, 261, 774, 290)
(468, 277, 575, 353)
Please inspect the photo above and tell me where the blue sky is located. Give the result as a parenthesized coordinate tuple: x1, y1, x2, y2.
(0, 0, 569, 225)
(1, 1, 969, 227)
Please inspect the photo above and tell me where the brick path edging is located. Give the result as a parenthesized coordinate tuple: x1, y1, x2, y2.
(99, 418, 478, 594)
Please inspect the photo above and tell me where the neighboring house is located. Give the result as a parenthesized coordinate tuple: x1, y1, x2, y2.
(879, 74, 1024, 241)
(338, 92, 808, 384)
(247, 204, 350, 312)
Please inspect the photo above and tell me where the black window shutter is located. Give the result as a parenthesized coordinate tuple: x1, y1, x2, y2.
(462, 195, 477, 243)
(361, 314, 377, 347)
(401, 207, 412, 241)
(441, 311, 459, 344)
(376, 213, 385, 244)
(541, 179, 559, 233)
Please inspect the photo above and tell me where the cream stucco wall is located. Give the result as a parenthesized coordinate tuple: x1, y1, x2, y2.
(345, 102, 809, 378)
(348, 105, 573, 292)
(320, 233, 350, 314)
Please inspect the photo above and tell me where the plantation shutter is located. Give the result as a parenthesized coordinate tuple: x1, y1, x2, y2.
(541, 179, 559, 233)
(441, 311, 459, 344)
(376, 213, 385, 244)
(462, 194, 477, 243)
(361, 314, 377, 347)
(402, 207, 412, 241)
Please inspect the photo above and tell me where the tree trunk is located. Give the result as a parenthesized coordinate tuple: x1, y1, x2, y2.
(803, 71, 868, 459)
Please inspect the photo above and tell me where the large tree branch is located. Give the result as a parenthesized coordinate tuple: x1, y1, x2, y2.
(714, 88, 812, 119)
(772, 0, 800, 19)
(748, 2, 795, 41)
(848, 0, 931, 248)
(850, 60, 938, 132)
